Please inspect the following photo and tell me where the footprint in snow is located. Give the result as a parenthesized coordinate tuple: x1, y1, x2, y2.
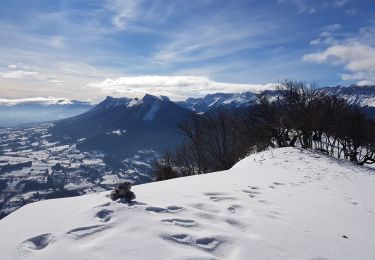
(66, 224, 110, 239)
(21, 233, 53, 250)
(95, 209, 113, 222)
(162, 233, 220, 251)
(145, 205, 183, 214)
(204, 192, 236, 201)
(162, 218, 198, 227)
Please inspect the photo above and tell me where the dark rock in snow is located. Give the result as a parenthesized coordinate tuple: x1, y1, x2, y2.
(110, 181, 136, 201)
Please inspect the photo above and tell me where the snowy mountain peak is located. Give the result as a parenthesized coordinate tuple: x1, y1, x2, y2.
(95, 96, 133, 110)
(142, 94, 170, 103)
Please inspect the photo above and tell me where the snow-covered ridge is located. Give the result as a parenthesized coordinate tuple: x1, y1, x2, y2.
(322, 85, 375, 107)
(96, 94, 169, 110)
(178, 85, 375, 112)
(1, 148, 374, 259)
(179, 92, 259, 112)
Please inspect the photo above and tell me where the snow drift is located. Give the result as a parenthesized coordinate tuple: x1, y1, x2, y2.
(0, 148, 374, 259)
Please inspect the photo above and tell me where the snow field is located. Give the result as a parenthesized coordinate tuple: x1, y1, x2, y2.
(0, 147, 374, 259)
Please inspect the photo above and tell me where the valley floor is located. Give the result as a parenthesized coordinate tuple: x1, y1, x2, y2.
(0, 147, 374, 259)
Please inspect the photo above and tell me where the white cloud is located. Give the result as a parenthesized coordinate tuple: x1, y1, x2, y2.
(88, 75, 274, 100)
(0, 97, 73, 106)
(303, 25, 375, 85)
(303, 43, 375, 71)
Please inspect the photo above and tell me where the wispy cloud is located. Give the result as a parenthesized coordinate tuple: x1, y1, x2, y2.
(152, 8, 278, 65)
(309, 23, 343, 45)
(277, 0, 316, 14)
(106, 0, 141, 30)
(0, 70, 41, 79)
(334, 0, 349, 7)
(278, 0, 350, 14)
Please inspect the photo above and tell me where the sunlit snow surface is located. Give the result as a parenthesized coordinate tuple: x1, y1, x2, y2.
(0, 148, 374, 259)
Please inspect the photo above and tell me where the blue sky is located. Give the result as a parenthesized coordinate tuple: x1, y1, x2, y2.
(0, 0, 374, 101)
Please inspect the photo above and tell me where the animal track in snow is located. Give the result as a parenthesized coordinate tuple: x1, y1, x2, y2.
(67, 224, 109, 239)
(21, 233, 53, 250)
(95, 209, 113, 222)
(162, 233, 220, 251)
(161, 218, 198, 227)
(145, 205, 183, 214)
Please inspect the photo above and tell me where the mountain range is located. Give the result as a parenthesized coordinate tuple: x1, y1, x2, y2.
(1, 85, 374, 128)
(46, 85, 375, 162)
(178, 85, 375, 113)
(0, 85, 374, 219)
(0, 98, 93, 127)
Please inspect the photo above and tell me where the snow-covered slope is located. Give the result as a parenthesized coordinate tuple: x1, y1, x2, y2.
(0, 148, 374, 259)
